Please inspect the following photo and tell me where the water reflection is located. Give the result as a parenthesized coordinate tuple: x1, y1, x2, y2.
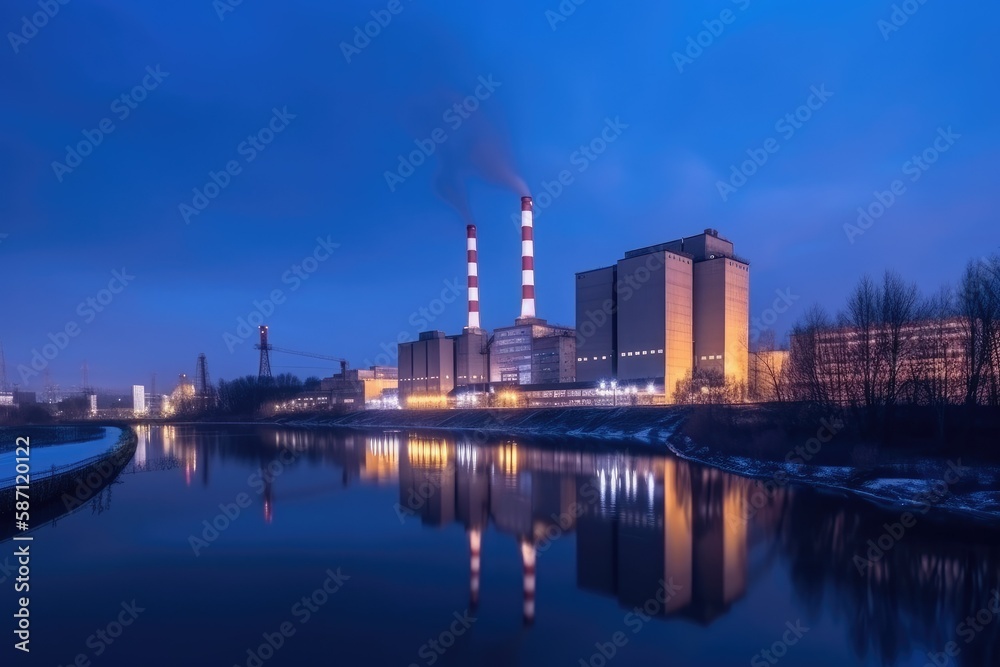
(136, 425, 1000, 666)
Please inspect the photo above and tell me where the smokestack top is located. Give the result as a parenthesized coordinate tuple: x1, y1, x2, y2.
(521, 196, 533, 212)
(467, 224, 481, 330)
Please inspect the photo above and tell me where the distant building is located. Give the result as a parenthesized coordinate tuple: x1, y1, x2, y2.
(132, 385, 147, 415)
(87, 393, 98, 416)
(576, 229, 750, 401)
(0, 392, 13, 407)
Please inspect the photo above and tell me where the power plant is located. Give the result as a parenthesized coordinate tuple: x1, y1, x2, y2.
(23, 197, 749, 415)
(396, 196, 751, 407)
(398, 195, 578, 407)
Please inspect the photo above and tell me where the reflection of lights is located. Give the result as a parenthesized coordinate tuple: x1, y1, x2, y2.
(498, 442, 519, 475)
(456, 443, 479, 471)
(407, 437, 450, 468)
(647, 471, 655, 511)
(363, 434, 400, 481)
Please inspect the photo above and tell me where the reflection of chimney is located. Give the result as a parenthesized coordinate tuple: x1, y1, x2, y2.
(519, 197, 535, 320)
(263, 471, 273, 524)
(467, 225, 481, 330)
(469, 528, 481, 610)
(521, 538, 536, 626)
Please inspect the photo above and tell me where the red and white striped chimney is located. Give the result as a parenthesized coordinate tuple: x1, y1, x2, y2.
(469, 528, 481, 610)
(467, 225, 481, 330)
(521, 538, 536, 625)
(519, 196, 536, 320)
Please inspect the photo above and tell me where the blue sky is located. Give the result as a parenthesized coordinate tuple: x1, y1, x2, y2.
(1, 0, 998, 390)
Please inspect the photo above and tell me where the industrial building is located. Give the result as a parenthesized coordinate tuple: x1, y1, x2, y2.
(576, 229, 750, 399)
(398, 196, 577, 406)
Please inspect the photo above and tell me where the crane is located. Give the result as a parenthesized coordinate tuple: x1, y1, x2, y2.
(267, 346, 349, 377)
(271, 345, 347, 379)
(253, 326, 349, 378)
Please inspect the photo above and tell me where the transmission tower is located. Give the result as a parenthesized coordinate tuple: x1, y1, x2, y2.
(195, 353, 212, 396)
(255, 326, 272, 379)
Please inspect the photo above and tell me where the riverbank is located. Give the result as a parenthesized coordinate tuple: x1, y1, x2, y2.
(268, 405, 1000, 522)
(271, 406, 689, 445)
(0, 425, 138, 525)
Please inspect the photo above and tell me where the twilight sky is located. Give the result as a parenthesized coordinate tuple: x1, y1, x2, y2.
(1, 0, 998, 391)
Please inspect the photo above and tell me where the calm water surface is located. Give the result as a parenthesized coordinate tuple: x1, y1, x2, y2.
(14, 424, 1000, 667)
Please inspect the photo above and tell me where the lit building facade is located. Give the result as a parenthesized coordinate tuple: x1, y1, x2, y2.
(575, 230, 750, 400)
(132, 384, 147, 415)
(489, 319, 576, 386)
(397, 331, 455, 404)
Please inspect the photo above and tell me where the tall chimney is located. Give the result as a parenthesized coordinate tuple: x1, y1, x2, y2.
(521, 538, 536, 625)
(469, 528, 481, 610)
(519, 196, 536, 320)
(467, 225, 480, 330)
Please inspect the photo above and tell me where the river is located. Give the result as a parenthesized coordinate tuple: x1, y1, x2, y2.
(11, 424, 1000, 666)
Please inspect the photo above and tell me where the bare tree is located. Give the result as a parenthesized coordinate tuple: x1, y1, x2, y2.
(958, 256, 1000, 407)
(750, 330, 789, 402)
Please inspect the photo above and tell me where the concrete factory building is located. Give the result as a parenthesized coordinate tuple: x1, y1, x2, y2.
(398, 196, 577, 405)
(576, 229, 750, 398)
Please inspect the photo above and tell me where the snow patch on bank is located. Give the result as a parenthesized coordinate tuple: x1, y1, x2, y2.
(667, 435, 1000, 522)
(0, 427, 124, 486)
